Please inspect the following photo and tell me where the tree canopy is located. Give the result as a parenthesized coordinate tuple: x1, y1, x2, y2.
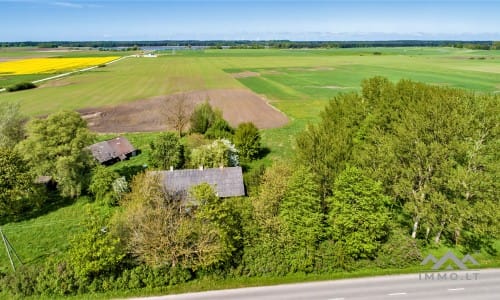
(0, 103, 25, 148)
(16, 110, 96, 198)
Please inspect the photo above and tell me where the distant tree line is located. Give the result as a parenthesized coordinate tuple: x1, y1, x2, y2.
(1, 40, 496, 49)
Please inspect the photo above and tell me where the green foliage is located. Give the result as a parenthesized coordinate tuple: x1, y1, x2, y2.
(0, 148, 44, 219)
(191, 183, 242, 270)
(297, 77, 499, 252)
(279, 167, 324, 272)
(376, 229, 422, 268)
(190, 101, 218, 134)
(6, 81, 36, 92)
(327, 167, 391, 259)
(114, 173, 237, 271)
(241, 162, 293, 276)
(204, 117, 234, 139)
(296, 93, 365, 197)
(190, 139, 239, 168)
(67, 207, 125, 280)
(233, 122, 261, 161)
(314, 240, 354, 272)
(149, 132, 184, 169)
(0, 102, 24, 148)
(89, 166, 120, 204)
(16, 110, 96, 198)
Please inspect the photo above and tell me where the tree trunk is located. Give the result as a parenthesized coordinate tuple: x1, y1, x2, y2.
(425, 227, 430, 240)
(434, 221, 445, 244)
(411, 217, 419, 239)
(455, 228, 461, 246)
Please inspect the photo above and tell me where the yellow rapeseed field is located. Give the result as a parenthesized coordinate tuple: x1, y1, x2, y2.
(0, 57, 119, 75)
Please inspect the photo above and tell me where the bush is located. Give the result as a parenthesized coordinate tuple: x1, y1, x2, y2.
(7, 82, 36, 92)
(376, 228, 422, 268)
(89, 166, 120, 204)
(204, 117, 233, 139)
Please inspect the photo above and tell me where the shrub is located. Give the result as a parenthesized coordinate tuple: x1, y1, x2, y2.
(376, 228, 422, 268)
(204, 117, 233, 139)
(6, 82, 36, 92)
(89, 165, 120, 204)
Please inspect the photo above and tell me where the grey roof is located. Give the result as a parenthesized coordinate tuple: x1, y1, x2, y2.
(156, 167, 245, 198)
(88, 136, 135, 163)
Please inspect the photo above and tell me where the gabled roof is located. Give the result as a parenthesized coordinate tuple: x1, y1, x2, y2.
(88, 136, 135, 163)
(155, 167, 245, 198)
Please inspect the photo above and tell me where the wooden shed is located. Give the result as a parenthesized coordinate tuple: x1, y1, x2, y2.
(88, 136, 137, 165)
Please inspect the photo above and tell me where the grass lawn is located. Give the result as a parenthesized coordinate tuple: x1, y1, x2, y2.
(0, 197, 110, 274)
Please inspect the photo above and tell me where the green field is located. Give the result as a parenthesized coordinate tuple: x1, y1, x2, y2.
(1, 47, 499, 158)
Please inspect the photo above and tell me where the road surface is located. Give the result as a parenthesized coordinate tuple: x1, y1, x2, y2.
(127, 268, 500, 300)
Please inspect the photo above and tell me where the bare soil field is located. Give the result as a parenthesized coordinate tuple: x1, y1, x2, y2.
(80, 89, 288, 133)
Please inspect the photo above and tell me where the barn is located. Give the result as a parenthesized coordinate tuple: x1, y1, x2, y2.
(155, 166, 245, 199)
(88, 136, 137, 165)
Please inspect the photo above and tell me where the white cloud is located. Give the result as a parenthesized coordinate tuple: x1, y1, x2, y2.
(51, 1, 83, 8)
(50, 1, 102, 9)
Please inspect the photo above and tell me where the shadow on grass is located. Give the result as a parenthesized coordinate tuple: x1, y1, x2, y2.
(117, 164, 147, 181)
(0, 191, 76, 226)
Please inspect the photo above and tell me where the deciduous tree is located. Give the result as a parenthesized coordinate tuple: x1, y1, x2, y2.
(233, 122, 261, 161)
(149, 132, 184, 169)
(16, 110, 95, 198)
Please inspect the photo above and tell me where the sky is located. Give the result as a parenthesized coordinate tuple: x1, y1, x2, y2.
(1, 0, 499, 41)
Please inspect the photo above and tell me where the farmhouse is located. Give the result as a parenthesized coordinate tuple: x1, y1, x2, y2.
(88, 136, 137, 165)
(155, 166, 245, 198)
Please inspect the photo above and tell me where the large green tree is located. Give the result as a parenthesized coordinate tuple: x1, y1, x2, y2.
(327, 166, 391, 259)
(190, 101, 218, 134)
(149, 132, 184, 169)
(16, 110, 95, 198)
(279, 167, 324, 272)
(233, 122, 261, 161)
(296, 93, 365, 197)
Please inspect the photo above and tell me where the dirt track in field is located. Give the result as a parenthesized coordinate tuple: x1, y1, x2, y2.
(79, 89, 289, 133)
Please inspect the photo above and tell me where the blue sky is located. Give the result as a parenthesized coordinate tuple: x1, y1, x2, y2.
(1, 0, 499, 41)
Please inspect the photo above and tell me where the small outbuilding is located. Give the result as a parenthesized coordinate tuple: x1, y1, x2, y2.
(88, 136, 137, 165)
(155, 166, 245, 198)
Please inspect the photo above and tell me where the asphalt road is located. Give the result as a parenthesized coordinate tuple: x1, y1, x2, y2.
(128, 268, 500, 300)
